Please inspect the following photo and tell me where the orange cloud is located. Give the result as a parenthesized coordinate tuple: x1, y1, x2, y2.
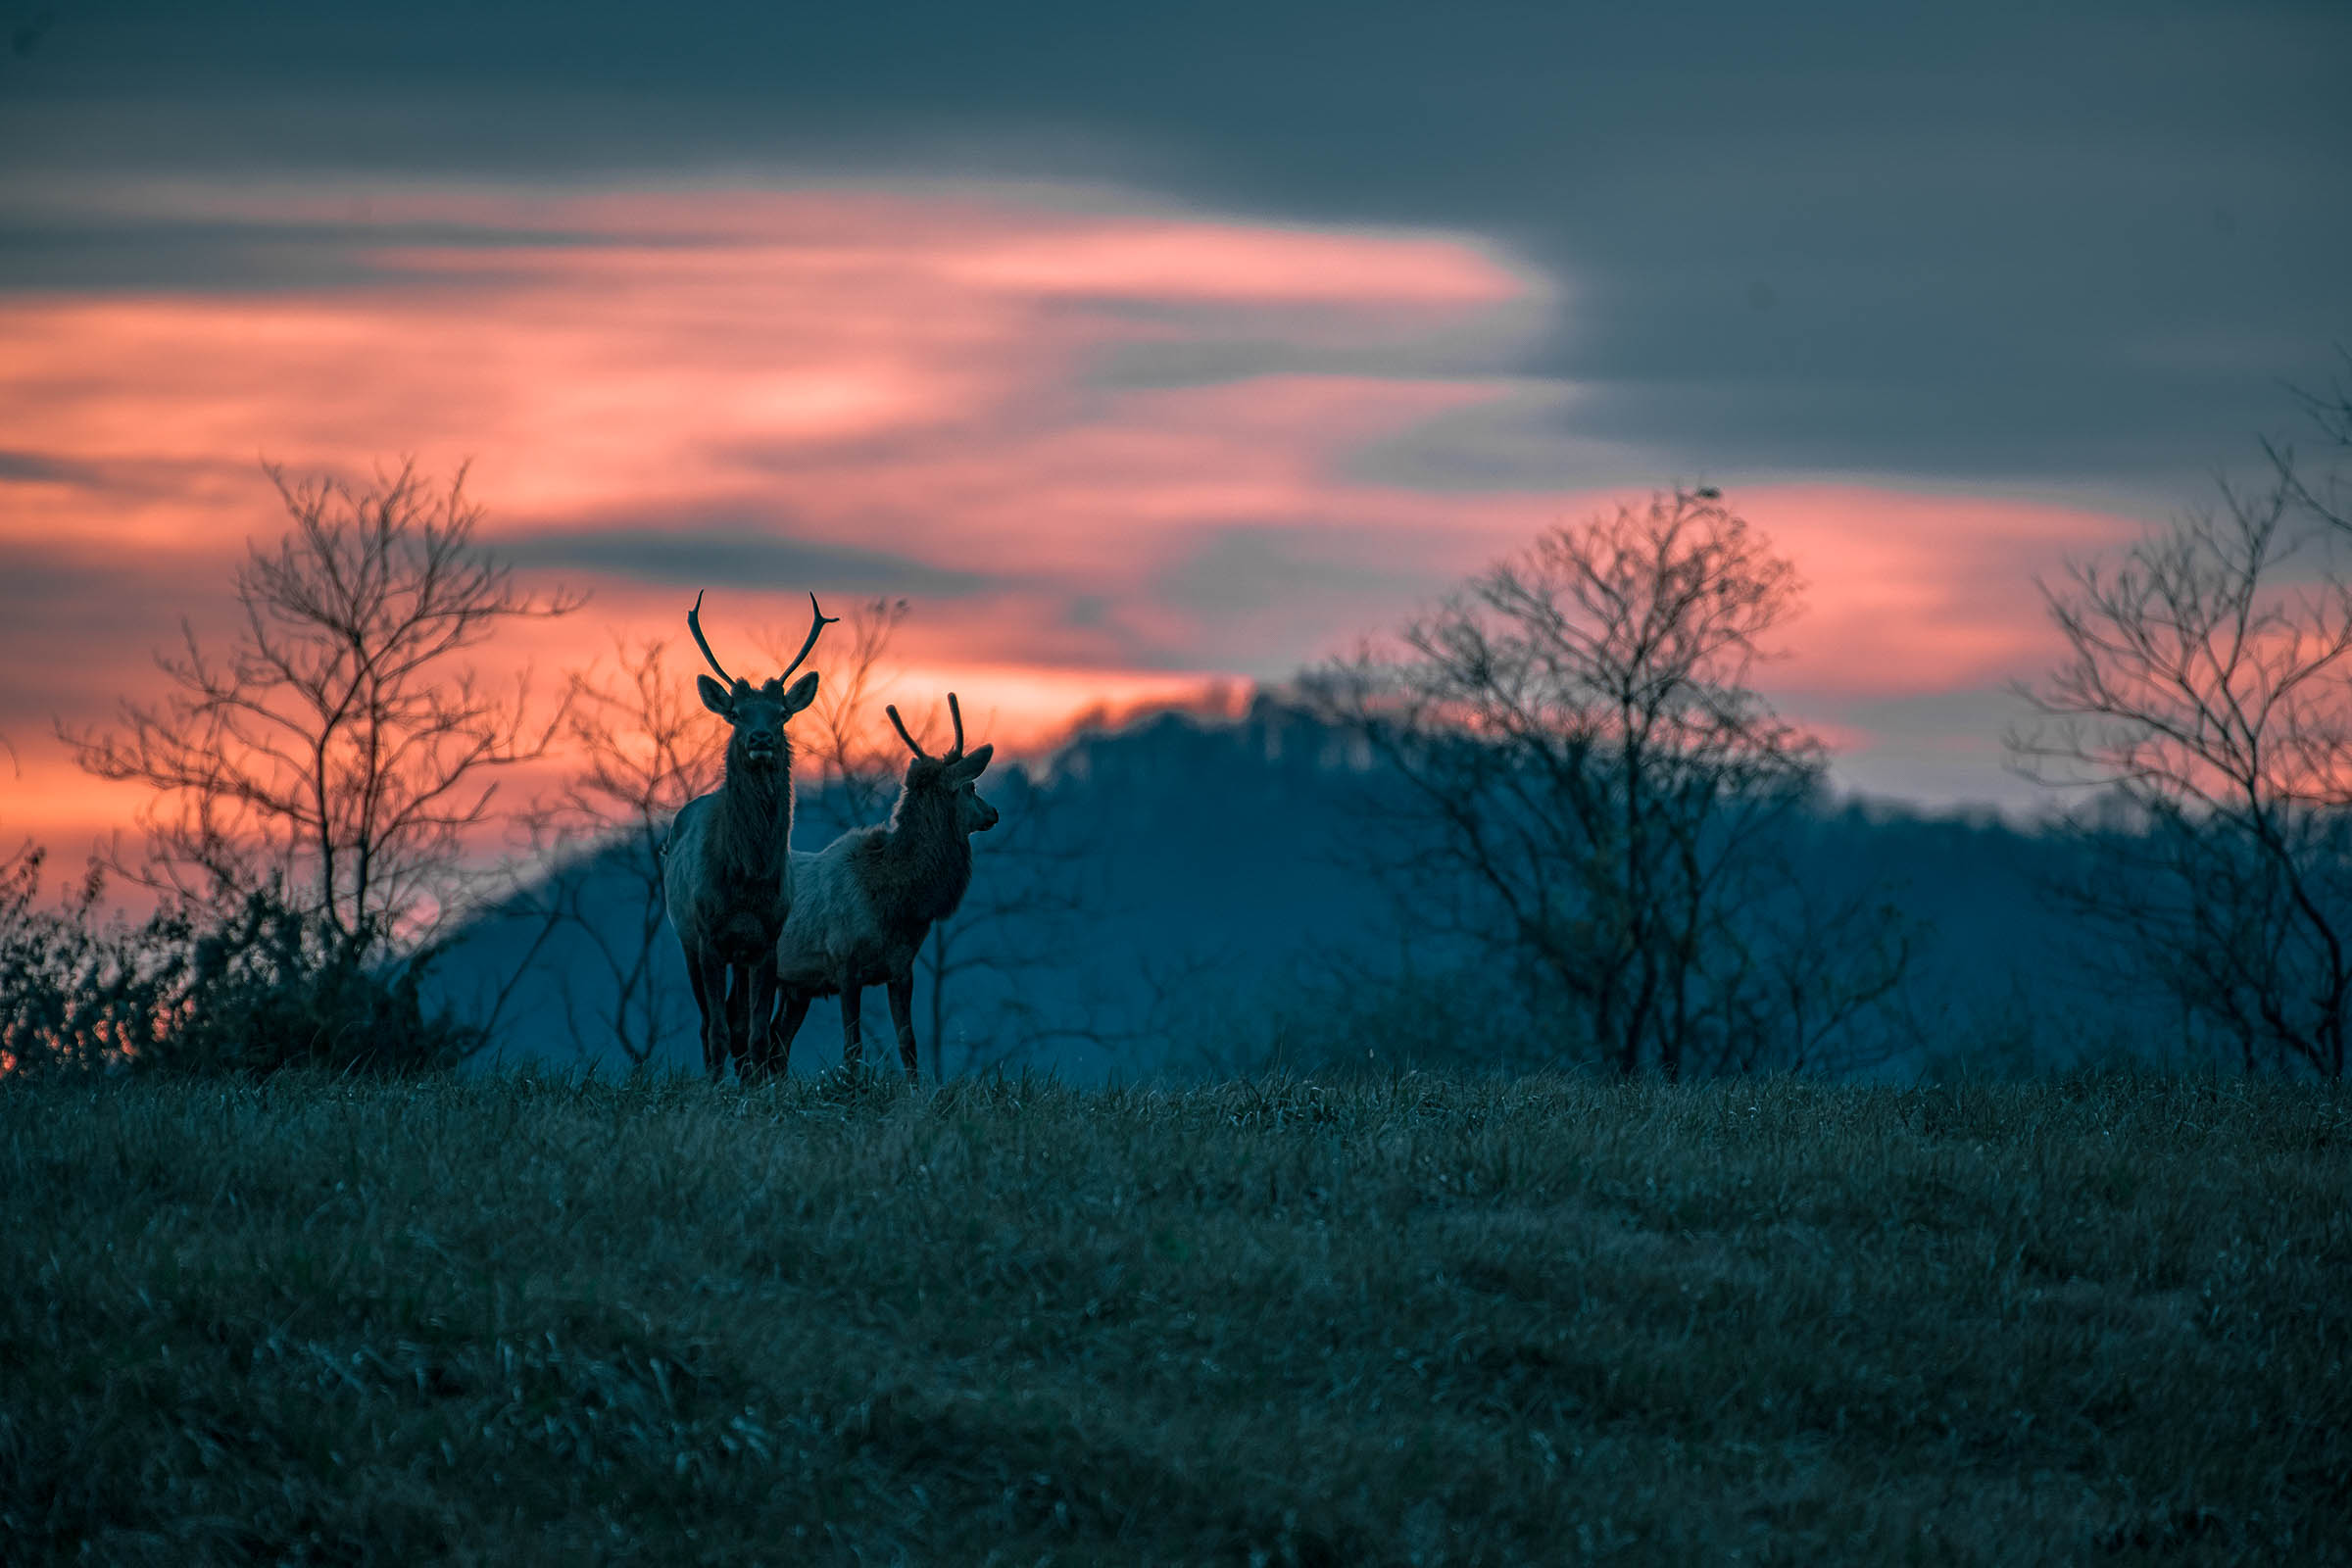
(1730, 486, 2140, 697)
(0, 177, 2149, 853)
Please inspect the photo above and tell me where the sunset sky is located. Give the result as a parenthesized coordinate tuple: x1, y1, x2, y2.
(2, 1, 2347, 851)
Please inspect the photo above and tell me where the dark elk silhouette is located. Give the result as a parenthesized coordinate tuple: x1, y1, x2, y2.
(662, 590, 833, 1080)
(764, 692, 998, 1080)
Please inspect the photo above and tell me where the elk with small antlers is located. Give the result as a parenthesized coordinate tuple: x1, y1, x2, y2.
(662, 589, 834, 1081)
(760, 693, 998, 1080)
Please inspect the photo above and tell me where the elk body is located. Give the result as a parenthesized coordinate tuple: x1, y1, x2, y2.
(760, 694, 997, 1080)
(662, 590, 833, 1081)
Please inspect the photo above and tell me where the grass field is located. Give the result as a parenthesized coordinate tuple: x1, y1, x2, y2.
(2, 1071, 2346, 1566)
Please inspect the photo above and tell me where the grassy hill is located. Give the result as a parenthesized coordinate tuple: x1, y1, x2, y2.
(2, 1071, 2345, 1565)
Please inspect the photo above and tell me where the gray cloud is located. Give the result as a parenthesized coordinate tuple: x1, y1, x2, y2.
(0, 449, 108, 486)
(0, 547, 241, 735)
(497, 524, 1002, 599)
(0, 215, 637, 294)
(1075, 289, 1557, 393)
(1803, 685, 2049, 812)
(1152, 526, 1432, 621)
(1138, 523, 1457, 674)
(1342, 382, 1667, 494)
(1, 0, 2343, 497)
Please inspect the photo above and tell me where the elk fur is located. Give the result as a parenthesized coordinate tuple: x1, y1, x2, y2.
(760, 695, 996, 1080)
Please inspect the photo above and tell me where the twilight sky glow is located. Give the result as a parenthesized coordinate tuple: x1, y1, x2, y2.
(2, 1, 2346, 851)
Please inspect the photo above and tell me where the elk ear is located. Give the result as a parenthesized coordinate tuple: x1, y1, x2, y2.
(697, 674, 733, 715)
(949, 743, 994, 780)
(780, 670, 820, 717)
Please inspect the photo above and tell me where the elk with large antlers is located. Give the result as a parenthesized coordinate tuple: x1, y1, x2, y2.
(662, 589, 834, 1080)
(759, 693, 998, 1080)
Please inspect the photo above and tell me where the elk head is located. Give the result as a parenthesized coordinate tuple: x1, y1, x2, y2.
(886, 692, 999, 834)
(689, 589, 835, 773)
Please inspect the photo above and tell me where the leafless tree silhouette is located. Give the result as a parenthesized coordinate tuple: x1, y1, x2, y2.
(525, 636, 723, 1067)
(2013, 434, 2352, 1078)
(914, 764, 1116, 1078)
(61, 460, 581, 948)
(2278, 345, 2352, 534)
(1307, 486, 1907, 1078)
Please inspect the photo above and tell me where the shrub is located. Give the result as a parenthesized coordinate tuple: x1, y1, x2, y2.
(0, 845, 482, 1078)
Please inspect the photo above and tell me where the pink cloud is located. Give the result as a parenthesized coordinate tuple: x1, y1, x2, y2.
(0, 178, 2147, 849)
(1730, 486, 2140, 698)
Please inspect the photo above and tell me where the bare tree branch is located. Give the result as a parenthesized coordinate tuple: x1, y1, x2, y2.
(520, 635, 723, 1068)
(1304, 487, 1907, 1077)
(59, 459, 582, 948)
(2010, 442, 2352, 1079)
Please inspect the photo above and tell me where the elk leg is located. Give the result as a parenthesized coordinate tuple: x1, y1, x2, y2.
(887, 970, 919, 1081)
(840, 974, 864, 1072)
(767, 992, 811, 1079)
(741, 959, 779, 1085)
(724, 963, 755, 1081)
(690, 951, 729, 1081)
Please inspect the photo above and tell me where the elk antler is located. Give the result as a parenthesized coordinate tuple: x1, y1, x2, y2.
(887, 692, 967, 760)
(885, 704, 929, 759)
(778, 592, 838, 683)
(687, 590, 737, 688)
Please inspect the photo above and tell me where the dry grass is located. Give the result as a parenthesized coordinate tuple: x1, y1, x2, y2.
(2, 1070, 2346, 1565)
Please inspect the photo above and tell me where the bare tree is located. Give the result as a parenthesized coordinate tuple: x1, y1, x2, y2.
(525, 636, 724, 1068)
(914, 762, 1117, 1078)
(2279, 345, 2352, 533)
(2012, 463, 2352, 1078)
(1306, 486, 1907, 1078)
(1706, 857, 1912, 1075)
(62, 460, 581, 947)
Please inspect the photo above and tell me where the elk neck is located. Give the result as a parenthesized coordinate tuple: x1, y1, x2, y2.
(864, 782, 974, 932)
(714, 734, 795, 881)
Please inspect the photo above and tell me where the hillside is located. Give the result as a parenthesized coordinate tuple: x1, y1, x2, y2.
(432, 704, 2129, 1080)
(4, 1071, 2344, 1564)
